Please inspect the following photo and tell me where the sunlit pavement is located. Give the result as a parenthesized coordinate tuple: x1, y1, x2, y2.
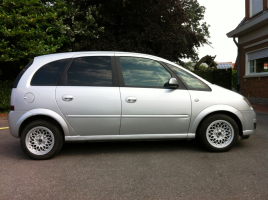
(0, 112, 268, 199)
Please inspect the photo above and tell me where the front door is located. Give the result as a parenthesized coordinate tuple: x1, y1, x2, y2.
(116, 55, 191, 135)
(56, 55, 121, 136)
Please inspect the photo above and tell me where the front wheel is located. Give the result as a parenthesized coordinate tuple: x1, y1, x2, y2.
(198, 114, 239, 152)
(20, 120, 63, 159)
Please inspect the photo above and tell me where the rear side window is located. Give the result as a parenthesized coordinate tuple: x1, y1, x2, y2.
(13, 61, 33, 88)
(31, 59, 70, 86)
(67, 56, 113, 86)
(167, 64, 211, 91)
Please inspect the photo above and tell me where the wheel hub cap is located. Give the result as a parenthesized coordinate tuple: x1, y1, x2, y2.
(25, 126, 55, 155)
(206, 120, 234, 148)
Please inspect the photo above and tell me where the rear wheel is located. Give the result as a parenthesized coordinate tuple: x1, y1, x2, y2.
(198, 114, 238, 152)
(21, 120, 63, 159)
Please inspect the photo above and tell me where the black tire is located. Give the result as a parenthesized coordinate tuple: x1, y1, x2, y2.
(20, 120, 63, 160)
(198, 114, 239, 152)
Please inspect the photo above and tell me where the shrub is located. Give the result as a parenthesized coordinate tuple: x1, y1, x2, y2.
(0, 80, 13, 112)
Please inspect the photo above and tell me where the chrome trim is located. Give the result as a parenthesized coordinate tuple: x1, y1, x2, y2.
(187, 133, 195, 139)
(65, 134, 188, 141)
(243, 130, 255, 136)
(67, 115, 121, 118)
(122, 115, 189, 118)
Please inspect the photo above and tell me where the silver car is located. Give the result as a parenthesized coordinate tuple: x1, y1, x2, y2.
(9, 52, 257, 159)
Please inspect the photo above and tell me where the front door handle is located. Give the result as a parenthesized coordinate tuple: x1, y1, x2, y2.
(62, 95, 73, 101)
(125, 97, 137, 103)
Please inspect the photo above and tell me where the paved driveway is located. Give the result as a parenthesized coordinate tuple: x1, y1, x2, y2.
(0, 112, 268, 200)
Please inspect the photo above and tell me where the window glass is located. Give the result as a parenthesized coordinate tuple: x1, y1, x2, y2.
(248, 57, 268, 74)
(31, 59, 69, 86)
(167, 64, 210, 90)
(251, 0, 263, 16)
(120, 57, 171, 87)
(67, 56, 113, 86)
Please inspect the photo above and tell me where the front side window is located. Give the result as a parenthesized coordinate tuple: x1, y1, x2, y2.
(67, 56, 113, 86)
(120, 57, 171, 87)
(31, 59, 69, 86)
(247, 48, 268, 75)
(167, 64, 210, 90)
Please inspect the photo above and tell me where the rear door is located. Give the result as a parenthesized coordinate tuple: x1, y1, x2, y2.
(56, 54, 121, 136)
(115, 54, 191, 135)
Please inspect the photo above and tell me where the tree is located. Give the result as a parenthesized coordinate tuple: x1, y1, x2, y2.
(71, 0, 210, 62)
(0, 0, 103, 78)
(0, 0, 67, 64)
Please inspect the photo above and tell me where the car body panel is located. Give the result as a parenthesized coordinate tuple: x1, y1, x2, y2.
(119, 87, 191, 135)
(56, 87, 121, 136)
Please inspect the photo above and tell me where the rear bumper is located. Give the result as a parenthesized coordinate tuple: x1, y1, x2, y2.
(8, 111, 26, 138)
(241, 110, 257, 136)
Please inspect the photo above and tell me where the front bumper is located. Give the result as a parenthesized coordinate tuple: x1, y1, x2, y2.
(241, 110, 257, 136)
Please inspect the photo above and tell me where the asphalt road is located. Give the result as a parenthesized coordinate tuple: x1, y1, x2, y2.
(0, 113, 268, 200)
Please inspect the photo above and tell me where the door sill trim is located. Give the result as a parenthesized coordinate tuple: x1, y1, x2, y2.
(65, 133, 194, 141)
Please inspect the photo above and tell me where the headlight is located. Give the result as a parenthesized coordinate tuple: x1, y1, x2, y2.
(243, 97, 253, 110)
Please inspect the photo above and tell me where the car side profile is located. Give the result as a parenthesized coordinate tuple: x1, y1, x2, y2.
(8, 52, 257, 159)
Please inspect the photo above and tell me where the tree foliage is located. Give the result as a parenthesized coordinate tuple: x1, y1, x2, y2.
(71, 0, 210, 62)
(0, 0, 103, 69)
(0, 0, 68, 64)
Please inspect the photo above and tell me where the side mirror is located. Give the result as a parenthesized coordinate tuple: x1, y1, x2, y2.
(168, 78, 179, 89)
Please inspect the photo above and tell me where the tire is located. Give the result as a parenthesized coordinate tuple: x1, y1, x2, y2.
(198, 114, 238, 152)
(20, 120, 63, 160)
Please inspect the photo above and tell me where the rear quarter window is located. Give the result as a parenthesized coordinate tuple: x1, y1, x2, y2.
(31, 59, 70, 86)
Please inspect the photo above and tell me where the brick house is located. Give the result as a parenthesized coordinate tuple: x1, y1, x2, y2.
(227, 0, 268, 105)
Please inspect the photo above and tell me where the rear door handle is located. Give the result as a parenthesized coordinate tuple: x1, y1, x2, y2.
(62, 95, 73, 101)
(125, 97, 137, 103)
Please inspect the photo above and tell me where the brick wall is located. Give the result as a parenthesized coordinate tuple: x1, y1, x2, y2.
(246, 0, 250, 20)
(239, 35, 268, 99)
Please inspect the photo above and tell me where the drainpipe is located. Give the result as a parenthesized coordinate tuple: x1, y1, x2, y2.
(233, 37, 240, 92)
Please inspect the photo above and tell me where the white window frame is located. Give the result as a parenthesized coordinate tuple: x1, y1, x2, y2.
(245, 47, 268, 78)
(250, 0, 263, 17)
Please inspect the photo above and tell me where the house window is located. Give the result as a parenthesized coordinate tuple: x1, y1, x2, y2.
(246, 48, 268, 75)
(250, 0, 263, 17)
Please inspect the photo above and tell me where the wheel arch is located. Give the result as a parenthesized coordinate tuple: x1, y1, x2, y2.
(16, 109, 69, 138)
(195, 111, 243, 137)
(190, 105, 245, 137)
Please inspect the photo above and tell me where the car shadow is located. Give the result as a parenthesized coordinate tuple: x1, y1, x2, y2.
(58, 139, 206, 157)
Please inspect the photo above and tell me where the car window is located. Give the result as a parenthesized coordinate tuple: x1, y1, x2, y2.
(31, 59, 69, 86)
(167, 64, 210, 90)
(120, 57, 171, 87)
(67, 56, 113, 86)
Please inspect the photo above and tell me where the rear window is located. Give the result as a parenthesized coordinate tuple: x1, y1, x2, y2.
(13, 61, 33, 88)
(31, 59, 70, 86)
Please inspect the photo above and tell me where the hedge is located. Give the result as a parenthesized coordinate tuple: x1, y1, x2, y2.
(0, 80, 13, 112)
(192, 68, 233, 90)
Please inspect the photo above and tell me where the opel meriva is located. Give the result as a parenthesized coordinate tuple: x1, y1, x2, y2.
(9, 52, 257, 159)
